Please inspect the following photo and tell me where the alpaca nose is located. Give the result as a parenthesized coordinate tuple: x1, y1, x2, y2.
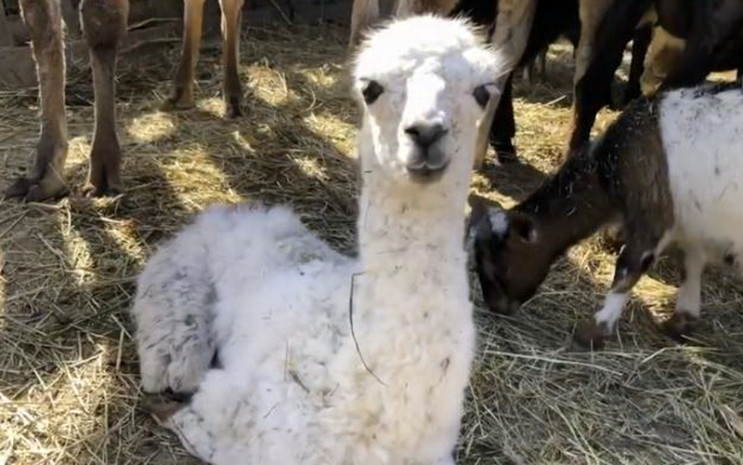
(405, 121, 448, 148)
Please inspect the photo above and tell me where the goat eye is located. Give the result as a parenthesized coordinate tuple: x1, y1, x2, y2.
(472, 85, 491, 109)
(361, 80, 384, 105)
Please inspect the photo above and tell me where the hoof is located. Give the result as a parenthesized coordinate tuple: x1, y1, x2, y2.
(4, 175, 69, 202)
(160, 89, 195, 112)
(661, 312, 697, 342)
(81, 182, 123, 198)
(492, 140, 518, 164)
(573, 319, 608, 350)
(226, 96, 243, 119)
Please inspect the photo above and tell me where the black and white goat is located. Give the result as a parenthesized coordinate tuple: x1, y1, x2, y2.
(470, 82, 743, 349)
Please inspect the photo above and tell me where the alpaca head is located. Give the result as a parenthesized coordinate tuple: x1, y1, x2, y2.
(352, 15, 503, 188)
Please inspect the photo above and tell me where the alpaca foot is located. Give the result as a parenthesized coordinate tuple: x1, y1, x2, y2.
(83, 152, 123, 197)
(4, 173, 69, 201)
(573, 319, 609, 350)
(660, 312, 697, 342)
(141, 389, 191, 424)
(82, 181, 122, 198)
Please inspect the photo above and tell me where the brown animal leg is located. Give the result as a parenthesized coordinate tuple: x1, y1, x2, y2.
(6, 0, 70, 201)
(80, 0, 129, 196)
(574, 228, 665, 349)
(219, 0, 245, 118)
(349, 0, 380, 49)
(162, 0, 206, 111)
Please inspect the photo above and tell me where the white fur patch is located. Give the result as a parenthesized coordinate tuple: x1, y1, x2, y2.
(488, 209, 509, 237)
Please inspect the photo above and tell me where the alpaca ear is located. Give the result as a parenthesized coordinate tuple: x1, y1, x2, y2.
(508, 212, 538, 243)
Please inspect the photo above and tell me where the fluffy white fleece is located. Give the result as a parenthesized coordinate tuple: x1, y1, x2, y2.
(131, 15, 503, 465)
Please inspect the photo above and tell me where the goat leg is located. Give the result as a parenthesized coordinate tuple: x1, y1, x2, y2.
(574, 234, 662, 349)
(661, 246, 705, 341)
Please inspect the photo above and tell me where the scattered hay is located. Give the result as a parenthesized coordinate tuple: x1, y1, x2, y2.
(1, 23, 742, 465)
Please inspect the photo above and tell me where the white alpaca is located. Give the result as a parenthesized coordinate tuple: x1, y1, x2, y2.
(130, 15, 503, 465)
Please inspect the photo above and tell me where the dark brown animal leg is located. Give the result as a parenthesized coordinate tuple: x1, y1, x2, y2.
(6, 0, 70, 201)
(575, 230, 664, 349)
(567, 0, 652, 158)
(162, 0, 206, 111)
(623, 24, 652, 106)
(659, 0, 743, 90)
(219, 0, 245, 118)
(80, 0, 129, 196)
(488, 73, 517, 164)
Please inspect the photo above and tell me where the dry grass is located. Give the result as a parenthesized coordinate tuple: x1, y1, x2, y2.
(1, 24, 742, 465)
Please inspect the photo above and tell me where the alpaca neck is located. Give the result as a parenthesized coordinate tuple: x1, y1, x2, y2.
(354, 160, 471, 325)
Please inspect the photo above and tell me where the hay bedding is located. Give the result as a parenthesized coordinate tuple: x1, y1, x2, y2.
(0, 23, 742, 465)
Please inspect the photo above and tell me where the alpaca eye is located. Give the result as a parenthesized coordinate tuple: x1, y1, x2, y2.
(472, 84, 491, 109)
(361, 80, 384, 105)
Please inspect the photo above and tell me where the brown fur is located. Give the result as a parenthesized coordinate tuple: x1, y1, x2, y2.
(162, 0, 246, 118)
(6, 0, 247, 201)
(348, 0, 456, 48)
(81, 0, 129, 196)
(6, 0, 129, 201)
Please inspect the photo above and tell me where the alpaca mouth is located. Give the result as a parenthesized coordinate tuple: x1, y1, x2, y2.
(405, 160, 450, 183)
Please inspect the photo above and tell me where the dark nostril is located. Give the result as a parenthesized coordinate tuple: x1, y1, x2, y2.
(404, 122, 448, 147)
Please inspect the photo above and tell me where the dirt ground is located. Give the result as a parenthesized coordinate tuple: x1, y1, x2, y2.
(1, 23, 743, 465)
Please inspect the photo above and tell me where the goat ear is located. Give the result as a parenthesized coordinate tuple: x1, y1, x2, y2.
(467, 196, 490, 230)
(508, 212, 538, 243)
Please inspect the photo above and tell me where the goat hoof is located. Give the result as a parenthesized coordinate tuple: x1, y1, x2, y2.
(660, 312, 697, 342)
(573, 319, 607, 350)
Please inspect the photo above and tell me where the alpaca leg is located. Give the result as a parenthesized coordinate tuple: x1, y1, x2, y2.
(162, 0, 206, 111)
(348, 0, 379, 49)
(219, 0, 245, 118)
(132, 245, 218, 394)
(574, 230, 668, 349)
(662, 246, 706, 341)
(6, 0, 69, 201)
(80, 0, 129, 196)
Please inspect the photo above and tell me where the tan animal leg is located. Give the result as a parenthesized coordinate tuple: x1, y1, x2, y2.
(640, 26, 686, 96)
(162, 0, 206, 111)
(349, 0, 380, 49)
(219, 0, 245, 118)
(6, 0, 69, 200)
(80, 0, 129, 196)
(573, 0, 615, 86)
(393, 0, 455, 16)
